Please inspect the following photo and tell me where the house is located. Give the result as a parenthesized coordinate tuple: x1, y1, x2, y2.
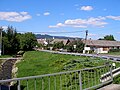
(50, 39, 69, 45)
(37, 39, 48, 46)
(83, 40, 120, 53)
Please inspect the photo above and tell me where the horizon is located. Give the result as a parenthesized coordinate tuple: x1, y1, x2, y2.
(0, 0, 120, 40)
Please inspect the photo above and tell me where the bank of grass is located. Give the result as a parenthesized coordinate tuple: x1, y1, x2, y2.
(16, 51, 120, 90)
(0, 55, 12, 58)
(108, 52, 120, 55)
(17, 51, 111, 77)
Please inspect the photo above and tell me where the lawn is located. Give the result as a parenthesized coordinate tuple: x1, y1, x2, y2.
(16, 51, 120, 90)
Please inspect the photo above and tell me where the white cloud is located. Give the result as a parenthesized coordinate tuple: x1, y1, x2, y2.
(49, 16, 107, 28)
(49, 23, 65, 28)
(72, 25, 87, 28)
(44, 12, 50, 16)
(81, 6, 93, 11)
(36, 13, 40, 16)
(20, 11, 28, 15)
(106, 15, 120, 20)
(87, 17, 107, 27)
(0, 12, 31, 22)
(65, 19, 87, 25)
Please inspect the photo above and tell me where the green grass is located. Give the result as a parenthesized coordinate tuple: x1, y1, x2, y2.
(0, 55, 12, 58)
(108, 52, 120, 55)
(101, 51, 120, 56)
(17, 51, 112, 77)
(16, 51, 120, 90)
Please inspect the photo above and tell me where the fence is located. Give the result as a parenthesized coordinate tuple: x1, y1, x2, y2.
(0, 64, 113, 90)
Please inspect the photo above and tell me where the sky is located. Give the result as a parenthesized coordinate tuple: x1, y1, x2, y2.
(0, 0, 120, 40)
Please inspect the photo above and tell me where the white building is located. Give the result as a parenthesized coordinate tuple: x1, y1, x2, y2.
(83, 40, 120, 53)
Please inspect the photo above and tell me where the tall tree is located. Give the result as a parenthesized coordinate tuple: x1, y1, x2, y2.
(2, 26, 20, 54)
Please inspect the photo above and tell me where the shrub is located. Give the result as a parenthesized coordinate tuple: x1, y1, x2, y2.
(109, 49, 120, 52)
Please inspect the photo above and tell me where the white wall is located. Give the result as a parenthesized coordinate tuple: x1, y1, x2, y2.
(95, 48, 108, 54)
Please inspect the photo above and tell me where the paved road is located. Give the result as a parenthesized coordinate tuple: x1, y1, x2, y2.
(39, 50, 120, 62)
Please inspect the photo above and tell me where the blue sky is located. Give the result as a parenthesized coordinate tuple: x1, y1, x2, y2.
(0, 0, 120, 40)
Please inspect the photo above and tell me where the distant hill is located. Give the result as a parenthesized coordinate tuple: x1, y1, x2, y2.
(36, 34, 81, 39)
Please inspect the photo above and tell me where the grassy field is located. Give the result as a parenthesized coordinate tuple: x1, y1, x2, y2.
(17, 51, 113, 77)
(16, 51, 120, 90)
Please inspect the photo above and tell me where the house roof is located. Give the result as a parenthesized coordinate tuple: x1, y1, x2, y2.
(37, 39, 46, 44)
(84, 40, 120, 47)
(50, 39, 68, 45)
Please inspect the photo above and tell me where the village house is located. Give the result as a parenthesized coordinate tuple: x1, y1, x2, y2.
(37, 38, 48, 46)
(83, 40, 120, 53)
(50, 39, 69, 45)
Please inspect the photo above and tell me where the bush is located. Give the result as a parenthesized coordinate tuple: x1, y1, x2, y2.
(109, 49, 120, 52)
(113, 74, 120, 84)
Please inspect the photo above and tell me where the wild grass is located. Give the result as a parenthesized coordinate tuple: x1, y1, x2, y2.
(16, 51, 120, 90)
(17, 51, 112, 77)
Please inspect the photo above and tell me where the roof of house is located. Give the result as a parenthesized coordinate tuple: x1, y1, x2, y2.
(37, 39, 46, 44)
(84, 40, 120, 47)
(50, 39, 68, 45)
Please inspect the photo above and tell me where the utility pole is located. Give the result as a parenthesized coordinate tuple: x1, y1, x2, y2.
(0, 27, 3, 56)
(85, 30, 88, 48)
(83, 30, 88, 53)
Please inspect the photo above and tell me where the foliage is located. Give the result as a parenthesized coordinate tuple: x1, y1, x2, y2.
(52, 41, 64, 50)
(36, 43, 43, 48)
(19, 32, 37, 51)
(2, 26, 37, 55)
(113, 74, 120, 84)
(66, 40, 84, 53)
(98, 35, 116, 41)
(2, 26, 20, 54)
(109, 49, 120, 52)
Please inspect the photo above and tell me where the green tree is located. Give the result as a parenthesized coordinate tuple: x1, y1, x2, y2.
(98, 35, 115, 41)
(53, 41, 64, 50)
(19, 32, 37, 51)
(66, 40, 84, 53)
(2, 26, 20, 54)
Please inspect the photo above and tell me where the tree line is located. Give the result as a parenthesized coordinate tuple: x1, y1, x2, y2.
(2, 26, 37, 55)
